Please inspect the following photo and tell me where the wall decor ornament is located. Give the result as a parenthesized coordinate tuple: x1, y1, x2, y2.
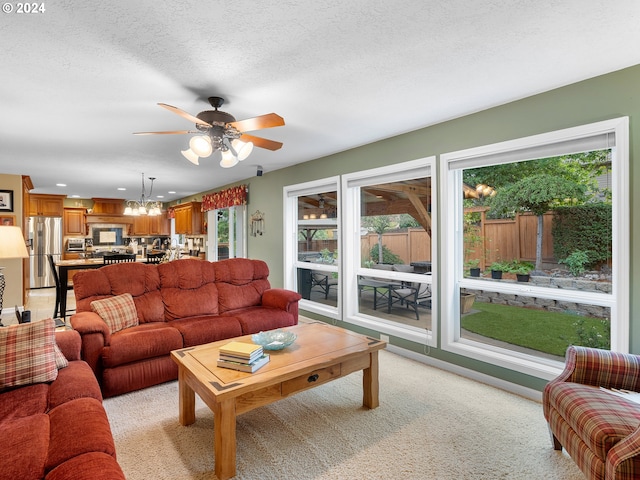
(0, 190, 14, 212)
(250, 210, 265, 236)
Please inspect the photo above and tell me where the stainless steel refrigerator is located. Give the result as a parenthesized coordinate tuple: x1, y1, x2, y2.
(28, 216, 63, 288)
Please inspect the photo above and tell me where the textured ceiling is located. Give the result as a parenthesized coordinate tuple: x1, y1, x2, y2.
(2, 0, 640, 203)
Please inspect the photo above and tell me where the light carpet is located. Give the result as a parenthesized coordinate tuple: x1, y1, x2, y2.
(103, 350, 584, 479)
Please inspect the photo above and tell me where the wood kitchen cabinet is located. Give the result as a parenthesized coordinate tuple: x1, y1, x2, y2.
(130, 212, 170, 236)
(29, 194, 65, 216)
(150, 213, 170, 236)
(130, 215, 149, 236)
(173, 202, 202, 235)
(63, 207, 86, 236)
(91, 198, 124, 215)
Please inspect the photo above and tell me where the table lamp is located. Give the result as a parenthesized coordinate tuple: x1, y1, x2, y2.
(0, 226, 29, 326)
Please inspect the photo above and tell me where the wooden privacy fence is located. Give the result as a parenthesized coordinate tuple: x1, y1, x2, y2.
(358, 212, 555, 267)
(300, 210, 573, 267)
(299, 228, 432, 265)
(360, 229, 431, 264)
(467, 211, 556, 269)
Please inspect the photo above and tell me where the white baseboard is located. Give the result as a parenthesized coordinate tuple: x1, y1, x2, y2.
(385, 343, 543, 402)
(298, 315, 543, 402)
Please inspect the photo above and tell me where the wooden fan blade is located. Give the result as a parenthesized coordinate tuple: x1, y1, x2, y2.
(240, 133, 283, 151)
(133, 130, 193, 135)
(158, 103, 212, 127)
(229, 113, 284, 132)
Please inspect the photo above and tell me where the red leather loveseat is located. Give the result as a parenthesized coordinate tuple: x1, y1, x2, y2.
(70, 258, 301, 397)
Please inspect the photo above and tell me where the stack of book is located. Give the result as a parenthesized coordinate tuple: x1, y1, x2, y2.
(217, 341, 270, 373)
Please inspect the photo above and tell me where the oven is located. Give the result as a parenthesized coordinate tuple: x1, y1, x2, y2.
(67, 238, 85, 251)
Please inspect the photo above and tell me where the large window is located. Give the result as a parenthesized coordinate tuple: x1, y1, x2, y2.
(284, 177, 340, 319)
(343, 158, 435, 345)
(441, 118, 629, 379)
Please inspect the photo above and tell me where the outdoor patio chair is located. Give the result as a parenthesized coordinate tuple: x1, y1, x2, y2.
(311, 270, 338, 299)
(390, 279, 432, 320)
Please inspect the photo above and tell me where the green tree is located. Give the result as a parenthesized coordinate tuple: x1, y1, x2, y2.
(362, 216, 393, 264)
(398, 214, 420, 229)
(552, 204, 612, 268)
(489, 174, 585, 270)
(217, 209, 229, 242)
(464, 152, 608, 192)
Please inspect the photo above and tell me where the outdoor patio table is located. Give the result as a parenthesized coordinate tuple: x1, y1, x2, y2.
(358, 278, 403, 313)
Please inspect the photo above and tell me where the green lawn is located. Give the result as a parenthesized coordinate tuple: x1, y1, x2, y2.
(461, 301, 610, 356)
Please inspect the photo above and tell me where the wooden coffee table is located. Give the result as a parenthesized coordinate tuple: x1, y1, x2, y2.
(170, 322, 386, 479)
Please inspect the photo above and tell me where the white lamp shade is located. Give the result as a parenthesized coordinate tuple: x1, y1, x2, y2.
(0, 226, 28, 258)
(181, 149, 200, 165)
(220, 150, 239, 168)
(231, 139, 254, 161)
(123, 206, 133, 215)
(189, 135, 213, 157)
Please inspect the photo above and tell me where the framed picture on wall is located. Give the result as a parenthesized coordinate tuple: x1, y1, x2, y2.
(0, 215, 16, 226)
(0, 190, 13, 212)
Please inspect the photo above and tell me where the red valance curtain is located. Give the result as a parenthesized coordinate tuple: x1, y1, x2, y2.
(202, 185, 248, 212)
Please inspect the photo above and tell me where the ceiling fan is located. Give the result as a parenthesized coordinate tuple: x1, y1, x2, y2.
(134, 96, 284, 168)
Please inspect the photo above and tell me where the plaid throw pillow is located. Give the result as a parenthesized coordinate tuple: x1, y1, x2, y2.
(0, 318, 58, 390)
(54, 344, 68, 369)
(90, 293, 139, 334)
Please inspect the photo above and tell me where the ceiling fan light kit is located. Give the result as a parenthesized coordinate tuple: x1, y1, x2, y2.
(231, 138, 254, 161)
(220, 149, 239, 168)
(189, 135, 213, 157)
(135, 96, 284, 169)
(181, 148, 200, 165)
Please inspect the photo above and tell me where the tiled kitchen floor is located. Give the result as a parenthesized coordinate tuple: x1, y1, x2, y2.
(1, 287, 74, 326)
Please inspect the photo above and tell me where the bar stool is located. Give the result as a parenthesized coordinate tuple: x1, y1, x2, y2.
(47, 254, 74, 320)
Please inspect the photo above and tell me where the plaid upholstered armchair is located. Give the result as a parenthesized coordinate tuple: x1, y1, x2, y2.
(543, 346, 640, 480)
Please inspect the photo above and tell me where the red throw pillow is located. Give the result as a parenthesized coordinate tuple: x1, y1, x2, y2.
(0, 318, 58, 390)
(90, 293, 139, 333)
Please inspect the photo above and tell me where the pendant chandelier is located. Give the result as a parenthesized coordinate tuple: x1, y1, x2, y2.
(123, 173, 162, 216)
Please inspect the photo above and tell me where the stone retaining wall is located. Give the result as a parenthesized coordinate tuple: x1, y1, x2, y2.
(463, 275, 611, 319)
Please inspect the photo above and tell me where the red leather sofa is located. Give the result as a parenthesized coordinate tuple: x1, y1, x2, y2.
(70, 258, 302, 397)
(543, 345, 640, 480)
(1, 329, 125, 480)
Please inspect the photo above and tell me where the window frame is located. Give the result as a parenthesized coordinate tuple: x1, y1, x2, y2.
(440, 117, 629, 379)
(342, 157, 436, 346)
(284, 176, 341, 320)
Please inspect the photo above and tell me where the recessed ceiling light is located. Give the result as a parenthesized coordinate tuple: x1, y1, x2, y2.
(117, 187, 126, 191)
(156, 195, 165, 199)
(56, 183, 67, 187)
(168, 191, 176, 194)
(70, 194, 80, 198)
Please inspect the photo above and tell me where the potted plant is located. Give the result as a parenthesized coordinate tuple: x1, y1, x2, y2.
(508, 260, 535, 282)
(465, 259, 481, 277)
(489, 260, 510, 280)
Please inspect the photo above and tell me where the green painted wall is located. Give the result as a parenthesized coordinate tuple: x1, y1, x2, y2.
(200, 64, 640, 390)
